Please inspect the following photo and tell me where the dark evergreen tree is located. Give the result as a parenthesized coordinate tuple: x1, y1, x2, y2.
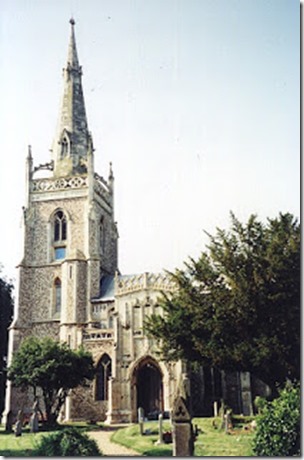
(145, 213, 300, 394)
(0, 268, 14, 418)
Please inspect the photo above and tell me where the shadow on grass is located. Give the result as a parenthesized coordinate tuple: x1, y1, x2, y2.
(143, 447, 172, 456)
(0, 449, 33, 457)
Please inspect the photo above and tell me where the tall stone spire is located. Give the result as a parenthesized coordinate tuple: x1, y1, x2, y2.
(52, 18, 92, 176)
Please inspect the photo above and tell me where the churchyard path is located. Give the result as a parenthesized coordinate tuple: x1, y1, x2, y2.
(88, 425, 141, 456)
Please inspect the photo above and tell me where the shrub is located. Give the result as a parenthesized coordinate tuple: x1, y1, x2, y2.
(252, 382, 300, 456)
(32, 427, 102, 456)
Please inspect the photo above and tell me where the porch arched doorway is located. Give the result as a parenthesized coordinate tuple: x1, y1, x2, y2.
(131, 357, 163, 420)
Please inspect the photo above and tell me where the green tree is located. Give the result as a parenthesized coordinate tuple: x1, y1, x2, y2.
(8, 337, 95, 425)
(145, 213, 300, 393)
(0, 268, 14, 418)
(252, 382, 300, 456)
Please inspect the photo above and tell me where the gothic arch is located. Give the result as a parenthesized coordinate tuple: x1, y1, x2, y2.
(49, 207, 72, 224)
(53, 277, 62, 315)
(94, 353, 112, 401)
(128, 355, 167, 422)
(59, 129, 71, 158)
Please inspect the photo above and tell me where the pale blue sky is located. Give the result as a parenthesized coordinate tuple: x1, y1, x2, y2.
(0, 0, 300, 282)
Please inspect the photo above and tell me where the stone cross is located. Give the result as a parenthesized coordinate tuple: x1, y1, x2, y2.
(172, 395, 194, 456)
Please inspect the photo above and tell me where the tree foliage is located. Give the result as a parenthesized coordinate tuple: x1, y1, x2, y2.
(32, 427, 102, 456)
(8, 337, 95, 425)
(0, 268, 14, 417)
(252, 382, 300, 456)
(145, 213, 300, 392)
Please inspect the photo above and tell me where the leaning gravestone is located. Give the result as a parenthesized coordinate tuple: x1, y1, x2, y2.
(172, 395, 194, 456)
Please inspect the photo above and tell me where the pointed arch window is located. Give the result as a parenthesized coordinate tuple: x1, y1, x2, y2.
(54, 278, 62, 314)
(61, 136, 69, 158)
(95, 354, 112, 401)
(53, 210, 67, 260)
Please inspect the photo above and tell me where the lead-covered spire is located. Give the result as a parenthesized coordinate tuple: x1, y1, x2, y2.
(52, 18, 92, 177)
(67, 18, 80, 70)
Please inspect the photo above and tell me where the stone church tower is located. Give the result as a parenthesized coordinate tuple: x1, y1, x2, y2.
(4, 20, 264, 425)
(4, 19, 184, 424)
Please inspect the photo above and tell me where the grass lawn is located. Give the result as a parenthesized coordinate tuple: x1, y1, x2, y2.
(0, 428, 46, 457)
(111, 420, 173, 456)
(0, 422, 102, 457)
(111, 416, 255, 456)
(193, 417, 254, 456)
(0, 417, 254, 456)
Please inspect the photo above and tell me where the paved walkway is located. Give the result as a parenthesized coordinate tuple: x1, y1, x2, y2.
(88, 425, 141, 457)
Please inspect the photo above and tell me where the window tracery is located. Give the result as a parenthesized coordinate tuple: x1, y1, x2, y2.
(95, 354, 112, 401)
(53, 210, 67, 260)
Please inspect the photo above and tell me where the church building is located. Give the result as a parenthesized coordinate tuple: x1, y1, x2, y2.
(4, 20, 264, 425)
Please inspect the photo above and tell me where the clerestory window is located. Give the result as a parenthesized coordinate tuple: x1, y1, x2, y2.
(95, 354, 112, 401)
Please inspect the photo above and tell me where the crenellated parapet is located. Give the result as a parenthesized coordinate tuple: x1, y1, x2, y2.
(115, 272, 176, 296)
(83, 329, 114, 341)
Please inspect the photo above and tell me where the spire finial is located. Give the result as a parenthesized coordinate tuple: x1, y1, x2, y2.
(67, 17, 79, 70)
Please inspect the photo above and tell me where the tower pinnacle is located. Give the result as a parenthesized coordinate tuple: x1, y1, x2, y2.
(52, 19, 91, 177)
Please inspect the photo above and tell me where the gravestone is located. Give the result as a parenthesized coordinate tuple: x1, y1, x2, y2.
(155, 413, 163, 445)
(172, 395, 194, 456)
(213, 400, 218, 417)
(5, 410, 14, 433)
(224, 410, 233, 434)
(29, 400, 39, 433)
(14, 410, 23, 437)
(138, 407, 144, 435)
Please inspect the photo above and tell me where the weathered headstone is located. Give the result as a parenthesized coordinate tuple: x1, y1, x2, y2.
(155, 413, 163, 445)
(213, 400, 218, 417)
(172, 395, 194, 456)
(29, 400, 39, 433)
(5, 410, 14, 433)
(14, 410, 23, 437)
(138, 407, 144, 435)
(224, 410, 232, 434)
